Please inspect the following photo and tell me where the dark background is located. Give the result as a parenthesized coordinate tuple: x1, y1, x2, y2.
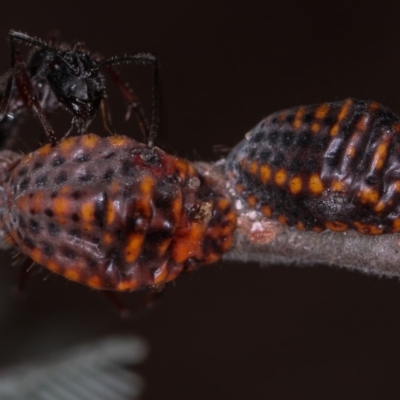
(1, 1, 400, 399)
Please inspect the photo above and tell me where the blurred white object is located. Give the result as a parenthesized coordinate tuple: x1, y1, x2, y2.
(0, 335, 148, 400)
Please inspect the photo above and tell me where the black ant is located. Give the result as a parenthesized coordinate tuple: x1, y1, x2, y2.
(0, 30, 160, 148)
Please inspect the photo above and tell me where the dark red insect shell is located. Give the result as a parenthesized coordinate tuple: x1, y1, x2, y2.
(226, 98, 400, 234)
(0, 134, 237, 290)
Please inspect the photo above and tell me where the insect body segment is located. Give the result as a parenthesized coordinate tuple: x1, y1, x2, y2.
(0, 134, 236, 290)
(226, 99, 400, 234)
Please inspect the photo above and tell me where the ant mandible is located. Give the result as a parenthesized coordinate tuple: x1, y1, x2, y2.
(0, 30, 160, 148)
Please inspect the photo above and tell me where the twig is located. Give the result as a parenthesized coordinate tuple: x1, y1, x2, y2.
(195, 161, 400, 280)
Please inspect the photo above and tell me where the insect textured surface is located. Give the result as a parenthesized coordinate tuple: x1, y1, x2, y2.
(0, 134, 237, 290)
(0, 30, 159, 148)
(226, 98, 400, 235)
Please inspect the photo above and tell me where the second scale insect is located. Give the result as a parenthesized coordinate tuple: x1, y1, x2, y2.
(0, 30, 160, 148)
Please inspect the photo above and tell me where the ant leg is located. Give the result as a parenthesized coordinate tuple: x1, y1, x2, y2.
(7, 31, 57, 145)
(105, 65, 150, 142)
(0, 63, 25, 121)
(18, 69, 57, 146)
(101, 53, 160, 148)
(100, 97, 116, 135)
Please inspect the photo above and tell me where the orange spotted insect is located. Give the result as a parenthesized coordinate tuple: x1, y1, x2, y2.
(0, 134, 237, 291)
(226, 98, 400, 235)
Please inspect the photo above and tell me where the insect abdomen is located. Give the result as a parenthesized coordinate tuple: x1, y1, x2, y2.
(1, 134, 237, 290)
(226, 98, 400, 234)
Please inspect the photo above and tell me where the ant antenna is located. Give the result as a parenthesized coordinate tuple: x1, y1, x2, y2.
(10, 31, 79, 74)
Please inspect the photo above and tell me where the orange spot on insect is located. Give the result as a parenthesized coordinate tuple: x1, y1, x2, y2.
(311, 123, 320, 133)
(369, 101, 380, 111)
(289, 176, 302, 194)
(278, 111, 287, 122)
(137, 175, 155, 218)
(309, 174, 324, 194)
(330, 99, 353, 137)
(394, 181, 400, 192)
(372, 140, 389, 170)
(216, 198, 232, 213)
(203, 252, 221, 264)
(261, 205, 272, 217)
(175, 159, 189, 178)
(315, 103, 330, 119)
(332, 180, 345, 192)
(59, 186, 71, 195)
(338, 98, 353, 122)
(81, 200, 95, 230)
(37, 144, 52, 157)
(53, 196, 70, 224)
(16, 196, 29, 212)
(358, 188, 379, 204)
(59, 136, 76, 154)
(81, 134, 100, 149)
(29, 248, 43, 264)
(354, 221, 383, 235)
(295, 222, 305, 230)
(393, 219, 400, 232)
(274, 169, 287, 186)
(346, 144, 356, 158)
(124, 233, 144, 263)
(32, 191, 45, 212)
(87, 276, 102, 289)
(278, 215, 287, 225)
(312, 226, 323, 233)
(393, 122, 400, 133)
(172, 223, 204, 263)
(356, 114, 369, 131)
(117, 279, 139, 291)
(330, 124, 339, 137)
(259, 165, 271, 183)
(247, 195, 257, 207)
(156, 237, 172, 256)
(248, 161, 258, 175)
(103, 232, 114, 245)
(171, 195, 183, 223)
(293, 107, 306, 129)
(64, 269, 80, 282)
(46, 261, 59, 272)
(325, 221, 348, 232)
(108, 135, 130, 148)
(106, 198, 116, 226)
(374, 201, 385, 213)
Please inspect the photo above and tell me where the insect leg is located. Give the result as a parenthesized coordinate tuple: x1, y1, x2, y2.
(7, 33, 57, 145)
(100, 97, 116, 135)
(101, 53, 160, 148)
(105, 65, 150, 142)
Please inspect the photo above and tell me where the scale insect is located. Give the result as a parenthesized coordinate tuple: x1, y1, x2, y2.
(0, 30, 159, 148)
(226, 98, 400, 235)
(0, 133, 237, 291)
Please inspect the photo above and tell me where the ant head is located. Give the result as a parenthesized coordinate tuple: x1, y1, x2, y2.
(45, 50, 105, 130)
